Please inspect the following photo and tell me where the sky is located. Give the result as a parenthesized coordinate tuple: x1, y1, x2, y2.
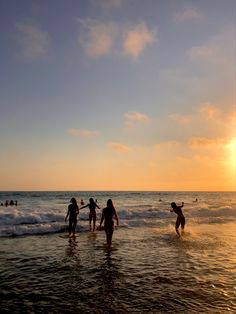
(0, 0, 235, 191)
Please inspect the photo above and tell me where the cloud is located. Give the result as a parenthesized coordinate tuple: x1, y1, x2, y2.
(168, 113, 191, 125)
(78, 19, 116, 58)
(174, 7, 203, 23)
(199, 103, 220, 120)
(187, 26, 235, 66)
(78, 19, 156, 60)
(90, 0, 123, 12)
(67, 128, 99, 137)
(123, 22, 156, 60)
(124, 111, 150, 128)
(15, 20, 50, 58)
(154, 141, 180, 150)
(187, 46, 214, 60)
(188, 137, 226, 149)
(108, 142, 131, 152)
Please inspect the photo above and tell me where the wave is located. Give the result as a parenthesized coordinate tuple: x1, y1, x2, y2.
(0, 203, 235, 237)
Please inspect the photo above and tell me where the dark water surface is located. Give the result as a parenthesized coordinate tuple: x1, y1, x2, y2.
(1, 223, 236, 313)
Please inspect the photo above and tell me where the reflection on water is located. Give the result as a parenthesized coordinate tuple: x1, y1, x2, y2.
(0, 223, 236, 313)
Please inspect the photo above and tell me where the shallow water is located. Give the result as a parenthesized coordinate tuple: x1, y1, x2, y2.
(1, 223, 236, 313)
(0, 191, 236, 313)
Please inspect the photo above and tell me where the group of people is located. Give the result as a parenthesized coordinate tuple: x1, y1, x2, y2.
(1, 200, 18, 207)
(65, 197, 119, 247)
(65, 197, 186, 246)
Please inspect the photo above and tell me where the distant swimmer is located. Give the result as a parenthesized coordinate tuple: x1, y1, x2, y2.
(80, 198, 100, 232)
(170, 202, 185, 236)
(80, 199, 84, 206)
(65, 198, 80, 237)
(99, 199, 119, 248)
(193, 198, 198, 202)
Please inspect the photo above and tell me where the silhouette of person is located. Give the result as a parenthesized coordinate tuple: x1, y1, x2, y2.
(170, 202, 185, 236)
(80, 199, 84, 206)
(80, 198, 100, 232)
(99, 199, 119, 247)
(65, 197, 79, 237)
(5, 200, 9, 207)
(9, 200, 14, 206)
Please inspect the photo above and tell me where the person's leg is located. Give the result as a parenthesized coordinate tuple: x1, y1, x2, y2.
(175, 218, 181, 236)
(181, 217, 185, 233)
(89, 215, 92, 231)
(68, 220, 72, 236)
(72, 219, 77, 236)
(93, 215, 96, 232)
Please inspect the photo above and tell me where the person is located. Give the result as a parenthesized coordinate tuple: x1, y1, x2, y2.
(170, 201, 185, 236)
(99, 199, 119, 247)
(65, 197, 79, 237)
(80, 198, 100, 232)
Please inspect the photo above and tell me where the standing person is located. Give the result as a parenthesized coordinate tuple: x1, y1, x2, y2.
(80, 198, 100, 232)
(65, 197, 79, 237)
(170, 202, 185, 236)
(99, 199, 119, 247)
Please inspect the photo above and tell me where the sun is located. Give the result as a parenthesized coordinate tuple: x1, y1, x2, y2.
(225, 137, 236, 172)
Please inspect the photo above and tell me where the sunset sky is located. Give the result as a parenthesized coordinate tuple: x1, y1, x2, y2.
(0, 0, 235, 191)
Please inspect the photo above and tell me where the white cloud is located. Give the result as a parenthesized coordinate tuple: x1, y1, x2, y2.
(174, 7, 203, 23)
(124, 111, 150, 128)
(16, 21, 50, 58)
(108, 142, 131, 152)
(187, 46, 214, 60)
(169, 113, 191, 125)
(78, 19, 116, 58)
(123, 22, 156, 60)
(67, 128, 99, 137)
(187, 26, 235, 66)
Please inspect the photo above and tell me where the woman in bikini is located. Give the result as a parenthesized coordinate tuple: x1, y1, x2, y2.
(80, 198, 100, 231)
(99, 199, 119, 247)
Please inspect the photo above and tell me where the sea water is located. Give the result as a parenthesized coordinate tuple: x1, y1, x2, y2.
(0, 191, 235, 313)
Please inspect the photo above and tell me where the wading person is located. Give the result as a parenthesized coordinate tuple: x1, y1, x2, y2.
(99, 199, 119, 247)
(65, 197, 79, 237)
(170, 201, 185, 236)
(80, 197, 100, 232)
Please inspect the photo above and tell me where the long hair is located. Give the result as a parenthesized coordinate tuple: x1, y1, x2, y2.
(89, 198, 95, 204)
(107, 199, 115, 211)
(70, 197, 77, 206)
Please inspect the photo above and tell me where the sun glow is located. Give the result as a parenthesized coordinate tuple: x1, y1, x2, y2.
(225, 137, 236, 172)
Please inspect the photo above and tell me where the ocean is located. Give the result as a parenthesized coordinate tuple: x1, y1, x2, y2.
(0, 191, 235, 313)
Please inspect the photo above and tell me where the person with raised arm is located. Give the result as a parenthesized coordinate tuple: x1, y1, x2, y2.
(170, 201, 185, 236)
(80, 198, 100, 232)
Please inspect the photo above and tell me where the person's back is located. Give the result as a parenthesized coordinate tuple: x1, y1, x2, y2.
(103, 206, 115, 224)
(68, 202, 78, 220)
(65, 198, 79, 237)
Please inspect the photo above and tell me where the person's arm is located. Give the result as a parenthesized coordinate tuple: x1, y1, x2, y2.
(80, 204, 88, 209)
(65, 207, 69, 222)
(114, 210, 119, 226)
(180, 202, 184, 208)
(100, 209, 104, 227)
(96, 203, 100, 209)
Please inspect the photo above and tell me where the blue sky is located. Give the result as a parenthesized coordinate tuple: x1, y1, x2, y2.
(0, 0, 235, 191)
